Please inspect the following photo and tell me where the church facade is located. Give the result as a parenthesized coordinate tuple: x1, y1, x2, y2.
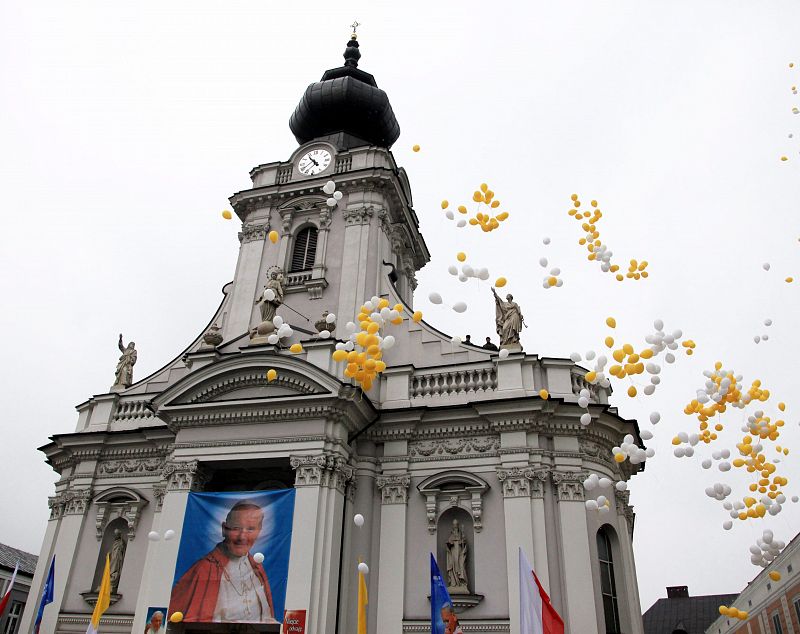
(20, 36, 646, 634)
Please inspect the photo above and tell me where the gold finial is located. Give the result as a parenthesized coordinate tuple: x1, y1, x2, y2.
(350, 20, 360, 40)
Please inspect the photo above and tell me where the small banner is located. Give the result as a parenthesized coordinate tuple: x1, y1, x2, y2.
(282, 610, 306, 634)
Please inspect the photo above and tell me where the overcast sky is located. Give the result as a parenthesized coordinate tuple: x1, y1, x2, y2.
(2, 0, 799, 614)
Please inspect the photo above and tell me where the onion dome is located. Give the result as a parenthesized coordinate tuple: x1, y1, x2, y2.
(289, 35, 400, 149)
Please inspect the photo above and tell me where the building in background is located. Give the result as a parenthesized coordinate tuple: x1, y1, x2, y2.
(0, 544, 37, 634)
(707, 532, 800, 634)
(20, 35, 647, 634)
(642, 585, 737, 634)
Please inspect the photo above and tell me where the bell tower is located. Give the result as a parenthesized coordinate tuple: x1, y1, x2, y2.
(222, 33, 429, 342)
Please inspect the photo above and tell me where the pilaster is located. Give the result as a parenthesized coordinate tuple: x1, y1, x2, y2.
(375, 472, 410, 634)
(529, 469, 551, 593)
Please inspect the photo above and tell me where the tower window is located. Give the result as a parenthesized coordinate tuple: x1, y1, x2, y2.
(290, 227, 318, 272)
(597, 528, 621, 634)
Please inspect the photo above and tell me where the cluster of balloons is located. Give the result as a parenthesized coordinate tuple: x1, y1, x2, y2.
(441, 201, 467, 228)
(705, 482, 732, 501)
(331, 296, 419, 390)
(428, 291, 467, 314)
(449, 183, 509, 232)
(262, 314, 302, 351)
(718, 605, 749, 620)
(749, 530, 785, 567)
(147, 529, 176, 541)
(322, 180, 344, 207)
(447, 252, 491, 283)
(612, 433, 652, 464)
(583, 475, 629, 513)
(782, 64, 797, 160)
(754, 318, 772, 344)
(317, 312, 337, 339)
(567, 195, 648, 281)
(539, 258, 563, 289)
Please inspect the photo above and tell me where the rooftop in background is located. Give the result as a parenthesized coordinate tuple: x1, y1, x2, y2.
(0, 543, 38, 576)
(643, 587, 738, 634)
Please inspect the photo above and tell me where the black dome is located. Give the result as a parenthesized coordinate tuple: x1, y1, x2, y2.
(289, 38, 400, 149)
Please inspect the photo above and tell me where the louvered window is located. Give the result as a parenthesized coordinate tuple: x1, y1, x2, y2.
(290, 227, 318, 272)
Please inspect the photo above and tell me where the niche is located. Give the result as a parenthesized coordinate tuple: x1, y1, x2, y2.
(436, 507, 474, 596)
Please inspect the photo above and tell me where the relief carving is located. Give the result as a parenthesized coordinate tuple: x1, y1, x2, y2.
(376, 474, 411, 505)
(551, 471, 587, 502)
(496, 467, 534, 498)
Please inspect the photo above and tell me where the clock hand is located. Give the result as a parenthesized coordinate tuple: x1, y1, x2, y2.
(309, 156, 319, 166)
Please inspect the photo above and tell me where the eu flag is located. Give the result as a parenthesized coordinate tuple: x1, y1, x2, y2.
(34, 556, 55, 634)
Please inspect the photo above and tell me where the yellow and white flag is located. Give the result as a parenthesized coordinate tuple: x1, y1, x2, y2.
(86, 555, 111, 634)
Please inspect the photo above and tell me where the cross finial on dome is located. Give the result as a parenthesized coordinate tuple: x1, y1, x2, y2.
(344, 22, 361, 68)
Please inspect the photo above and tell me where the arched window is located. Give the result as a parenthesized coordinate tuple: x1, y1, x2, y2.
(597, 527, 621, 634)
(290, 227, 318, 272)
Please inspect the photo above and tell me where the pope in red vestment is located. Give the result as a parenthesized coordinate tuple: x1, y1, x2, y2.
(169, 502, 275, 623)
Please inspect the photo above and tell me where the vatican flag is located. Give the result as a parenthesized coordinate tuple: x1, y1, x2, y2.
(87, 555, 111, 634)
(357, 566, 368, 634)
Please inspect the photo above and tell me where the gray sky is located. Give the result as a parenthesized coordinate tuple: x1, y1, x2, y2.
(2, 0, 799, 613)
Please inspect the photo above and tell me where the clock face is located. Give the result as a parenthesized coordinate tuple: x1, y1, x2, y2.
(298, 149, 332, 175)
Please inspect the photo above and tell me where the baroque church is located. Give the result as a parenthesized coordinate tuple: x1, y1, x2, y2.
(20, 34, 646, 634)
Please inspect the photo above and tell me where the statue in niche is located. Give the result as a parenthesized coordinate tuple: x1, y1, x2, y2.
(112, 334, 137, 390)
(445, 519, 469, 594)
(491, 288, 525, 349)
(254, 268, 285, 327)
(101, 529, 126, 594)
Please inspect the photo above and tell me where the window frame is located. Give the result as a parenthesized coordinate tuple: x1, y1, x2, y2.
(289, 226, 318, 273)
(3, 601, 23, 634)
(597, 528, 621, 634)
(772, 611, 784, 634)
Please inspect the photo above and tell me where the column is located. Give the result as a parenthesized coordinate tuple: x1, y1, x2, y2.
(284, 454, 352, 634)
(496, 467, 535, 634)
(614, 490, 644, 634)
(132, 462, 206, 634)
(781, 595, 796, 634)
(530, 470, 551, 594)
(375, 473, 410, 634)
(552, 471, 599, 634)
(337, 208, 373, 324)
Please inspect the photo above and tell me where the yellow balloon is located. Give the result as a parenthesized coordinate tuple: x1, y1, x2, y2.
(457, 252, 467, 262)
(412, 144, 421, 152)
(412, 310, 423, 323)
(289, 343, 303, 354)
(718, 606, 728, 616)
(606, 317, 616, 328)
(170, 612, 184, 623)
(269, 230, 279, 243)
(781, 156, 789, 161)
(332, 350, 348, 362)
(266, 369, 277, 382)
(605, 336, 614, 348)
(769, 571, 781, 581)
(539, 389, 549, 400)
(495, 277, 507, 288)
(614, 453, 626, 463)
(221, 210, 232, 220)
(627, 386, 637, 397)
(441, 200, 449, 209)
(458, 205, 467, 214)
(787, 277, 794, 283)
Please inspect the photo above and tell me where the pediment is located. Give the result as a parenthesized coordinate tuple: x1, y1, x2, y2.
(172, 366, 327, 405)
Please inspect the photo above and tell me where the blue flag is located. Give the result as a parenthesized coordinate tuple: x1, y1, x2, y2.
(34, 556, 55, 634)
(430, 554, 462, 634)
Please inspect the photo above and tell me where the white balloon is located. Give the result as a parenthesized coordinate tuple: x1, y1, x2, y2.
(550, 267, 561, 276)
(754, 336, 761, 344)
(650, 412, 661, 424)
(580, 413, 591, 425)
(346, 321, 356, 332)
(539, 257, 548, 267)
(267, 334, 279, 345)
(462, 265, 474, 277)
(332, 191, 343, 202)
(147, 531, 160, 542)
(458, 274, 468, 282)
(164, 529, 176, 541)
(326, 312, 337, 323)
(598, 477, 612, 489)
(762, 334, 769, 341)
(586, 350, 596, 360)
(456, 219, 466, 228)
(353, 513, 365, 527)
(498, 348, 510, 359)
(763, 262, 771, 271)
(446, 210, 455, 220)
(319, 329, 331, 339)
(381, 335, 395, 349)
(643, 385, 656, 395)
(273, 315, 284, 327)
(478, 268, 490, 280)
(448, 265, 458, 275)
(264, 288, 276, 302)
(556, 279, 563, 287)
(640, 430, 653, 440)
(326, 197, 337, 207)
(701, 459, 712, 469)
(578, 396, 589, 409)
(597, 495, 607, 506)
(452, 302, 467, 313)
(615, 481, 627, 491)
(451, 336, 462, 344)
(653, 319, 664, 330)
(323, 180, 336, 195)
(253, 552, 265, 564)
(585, 499, 599, 511)
(542, 237, 551, 245)
(358, 562, 369, 575)
(428, 292, 443, 305)
(723, 521, 733, 530)
(764, 318, 773, 326)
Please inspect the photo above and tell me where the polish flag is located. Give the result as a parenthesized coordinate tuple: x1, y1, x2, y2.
(0, 562, 19, 618)
(519, 548, 564, 634)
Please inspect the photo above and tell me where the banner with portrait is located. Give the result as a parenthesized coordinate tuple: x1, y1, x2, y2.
(169, 489, 296, 625)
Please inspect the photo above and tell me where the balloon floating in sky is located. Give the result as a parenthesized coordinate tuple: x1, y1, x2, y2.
(358, 562, 369, 574)
(353, 513, 365, 527)
(269, 230, 279, 244)
(222, 210, 232, 220)
(170, 612, 184, 624)
(412, 144, 420, 152)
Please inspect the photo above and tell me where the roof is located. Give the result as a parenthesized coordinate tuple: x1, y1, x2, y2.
(0, 543, 38, 576)
(643, 594, 738, 634)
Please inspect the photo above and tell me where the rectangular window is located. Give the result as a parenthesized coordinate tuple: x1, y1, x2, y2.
(3, 602, 22, 634)
(772, 612, 784, 634)
(794, 597, 800, 626)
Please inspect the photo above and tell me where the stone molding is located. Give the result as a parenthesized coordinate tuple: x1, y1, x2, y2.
(418, 471, 489, 533)
(489, 418, 537, 432)
(186, 372, 317, 404)
(152, 484, 166, 511)
(403, 622, 509, 633)
(162, 459, 208, 492)
(496, 467, 534, 498)
(165, 403, 356, 432)
(48, 488, 92, 519)
(615, 489, 635, 536)
(408, 436, 499, 459)
(58, 615, 133, 627)
(238, 222, 269, 243)
(529, 469, 550, 499)
(342, 206, 374, 226)
(551, 471, 587, 502)
(376, 473, 411, 505)
(93, 488, 148, 540)
(173, 434, 349, 451)
(289, 453, 354, 494)
(98, 457, 165, 478)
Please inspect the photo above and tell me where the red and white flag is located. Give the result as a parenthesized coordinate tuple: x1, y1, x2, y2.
(0, 562, 19, 618)
(519, 548, 564, 634)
